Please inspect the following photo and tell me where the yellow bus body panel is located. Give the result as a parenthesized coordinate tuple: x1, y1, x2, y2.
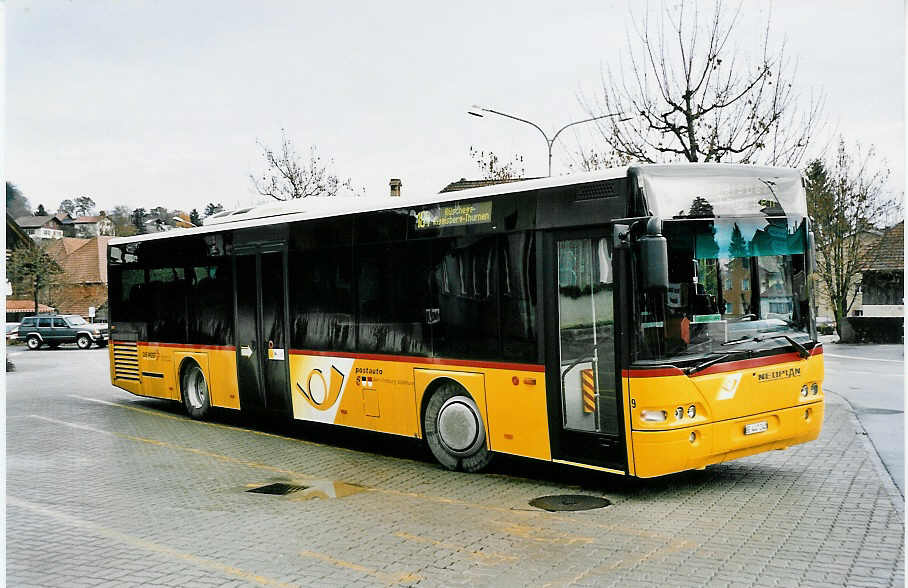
(110, 342, 240, 410)
(288, 353, 550, 461)
(629, 351, 824, 478)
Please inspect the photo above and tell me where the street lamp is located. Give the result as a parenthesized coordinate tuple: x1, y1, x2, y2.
(467, 105, 628, 177)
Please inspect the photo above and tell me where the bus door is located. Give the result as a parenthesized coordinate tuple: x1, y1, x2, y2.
(234, 250, 291, 415)
(547, 231, 626, 470)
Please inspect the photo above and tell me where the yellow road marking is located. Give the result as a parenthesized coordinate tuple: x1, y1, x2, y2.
(394, 532, 517, 563)
(8, 496, 297, 587)
(30, 415, 308, 479)
(541, 536, 696, 587)
(489, 520, 594, 545)
(69, 394, 353, 453)
(29, 413, 680, 543)
(298, 550, 420, 586)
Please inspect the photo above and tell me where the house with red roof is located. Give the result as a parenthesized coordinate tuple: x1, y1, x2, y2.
(44, 236, 112, 321)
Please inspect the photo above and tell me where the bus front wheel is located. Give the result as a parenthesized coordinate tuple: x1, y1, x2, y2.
(423, 382, 493, 473)
(181, 362, 211, 420)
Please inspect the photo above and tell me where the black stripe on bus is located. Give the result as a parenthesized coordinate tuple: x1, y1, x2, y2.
(140, 371, 165, 379)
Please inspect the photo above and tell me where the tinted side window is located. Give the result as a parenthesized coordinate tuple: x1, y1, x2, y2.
(38, 318, 51, 328)
(500, 232, 538, 362)
(20, 318, 35, 327)
(146, 267, 187, 343)
(357, 242, 430, 355)
(187, 263, 233, 345)
(53, 318, 66, 327)
(430, 236, 499, 360)
(110, 267, 147, 323)
(289, 248, 355, 351)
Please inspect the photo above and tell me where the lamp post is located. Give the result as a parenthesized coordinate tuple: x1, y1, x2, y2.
(467, 105, 627, 177)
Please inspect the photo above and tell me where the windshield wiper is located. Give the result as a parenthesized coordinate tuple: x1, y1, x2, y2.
(756, 334, 810, 358)
(685, 350, 750, 376)
(721, 334, 810, 359)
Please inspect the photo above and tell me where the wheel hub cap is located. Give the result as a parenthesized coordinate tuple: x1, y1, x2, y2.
(437, 400, 479, 453)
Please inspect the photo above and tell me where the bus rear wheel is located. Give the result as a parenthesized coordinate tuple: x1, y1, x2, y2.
(181, 362, 211, 420)
(423, 382, 493, 473)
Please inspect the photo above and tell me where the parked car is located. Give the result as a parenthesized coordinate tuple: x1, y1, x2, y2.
(5, 323, 20, 342)
(816, 316, 837, 335)
(18, 315, 109, 350)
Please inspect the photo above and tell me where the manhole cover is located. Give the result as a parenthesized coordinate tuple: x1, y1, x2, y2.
(247, 483, 309, 495)
(529, 494, 611, 512)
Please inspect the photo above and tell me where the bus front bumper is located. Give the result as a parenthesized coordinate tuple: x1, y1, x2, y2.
(631, 400, 824, 478)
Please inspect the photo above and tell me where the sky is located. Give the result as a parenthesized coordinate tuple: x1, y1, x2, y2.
(5, 1, 905, 215)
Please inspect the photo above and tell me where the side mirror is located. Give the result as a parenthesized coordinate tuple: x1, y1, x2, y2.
(639, 217, 669, 289)
(807, 231, 817, 274)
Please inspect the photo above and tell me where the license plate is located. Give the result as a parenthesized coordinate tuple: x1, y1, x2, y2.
(744, 421, 769, 435)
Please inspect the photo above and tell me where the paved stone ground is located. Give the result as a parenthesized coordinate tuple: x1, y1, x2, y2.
(6, 348, 905, 587)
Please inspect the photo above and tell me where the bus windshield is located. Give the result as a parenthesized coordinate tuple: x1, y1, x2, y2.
(635, 216, 812, 362)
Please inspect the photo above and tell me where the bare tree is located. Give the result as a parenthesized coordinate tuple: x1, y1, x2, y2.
(469, 146, 527, 180)
(581, 1, 821, 167)
(806, 139, 898, 336)
(250, 129, 355, 200)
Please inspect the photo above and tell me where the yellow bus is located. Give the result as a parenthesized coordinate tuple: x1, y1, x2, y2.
(108, 164, 824, 477)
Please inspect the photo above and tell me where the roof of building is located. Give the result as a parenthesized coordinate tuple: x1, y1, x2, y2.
(6, 214, 32, 249)
(45, 236, 112, 284)
(5, 299, 55, 313)
(72, 216, 108, 224)
(864, 221, 904, 272)
(49, 283, 108, 317)
(15, 215, 59, 229)
(55, 213, 75, 223)
(439, 177, 540, 193)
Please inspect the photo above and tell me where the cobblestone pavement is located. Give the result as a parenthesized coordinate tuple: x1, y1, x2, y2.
(7, 348, 904, 587)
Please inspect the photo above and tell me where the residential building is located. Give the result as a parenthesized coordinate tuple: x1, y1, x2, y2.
(5, 300, 55, 323)
(70, 215, 116, 237)
(14, 215, 64, 240)
(854, 221, 904, 318)
(814, 221, 904, 320)
(45, 236, 112, 321)
(6, 214, 32, 251)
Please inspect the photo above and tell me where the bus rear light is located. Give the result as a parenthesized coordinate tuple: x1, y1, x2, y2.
(687, 405, 696, 418)
(641, 410, 667, 422)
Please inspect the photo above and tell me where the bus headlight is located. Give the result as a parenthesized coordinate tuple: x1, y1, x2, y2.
(674, 407, 684, 420)
(687, 405, 696, 418)
(801, 385, 809, 398)
(811, 383, 819, 395)
(641, 410, 667, 422)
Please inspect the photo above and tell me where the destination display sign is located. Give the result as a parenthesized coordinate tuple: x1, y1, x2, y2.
(415, 201, 492, 230)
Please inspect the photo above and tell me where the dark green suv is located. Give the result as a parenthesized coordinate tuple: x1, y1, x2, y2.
(19, 315, 109, 350)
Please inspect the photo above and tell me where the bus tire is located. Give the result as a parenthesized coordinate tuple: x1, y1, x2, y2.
(423, 382, 493, 473)
(180, 361, 211, 420)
